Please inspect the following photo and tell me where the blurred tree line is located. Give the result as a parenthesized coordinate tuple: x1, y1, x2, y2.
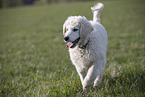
(0, 0, 95, 8)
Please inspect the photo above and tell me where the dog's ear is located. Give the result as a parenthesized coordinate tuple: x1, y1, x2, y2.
(63, 23, 66, 36)
(79, 18, 93, 47)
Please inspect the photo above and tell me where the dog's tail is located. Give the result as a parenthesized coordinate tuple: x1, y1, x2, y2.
(91, 3, 104, 23)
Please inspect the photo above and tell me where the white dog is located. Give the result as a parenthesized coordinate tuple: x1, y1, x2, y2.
(63, 3, 108, 91)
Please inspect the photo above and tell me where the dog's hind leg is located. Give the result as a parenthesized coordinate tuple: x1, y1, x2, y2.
(91, 3, 104, 23)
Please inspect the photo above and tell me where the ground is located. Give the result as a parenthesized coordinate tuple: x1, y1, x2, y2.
(0, 0, 145, 96)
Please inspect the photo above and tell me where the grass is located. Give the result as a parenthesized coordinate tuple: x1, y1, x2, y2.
(0, 0, 145, 96)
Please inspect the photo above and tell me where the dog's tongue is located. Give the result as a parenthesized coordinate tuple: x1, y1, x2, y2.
(66, 42, 73, 48)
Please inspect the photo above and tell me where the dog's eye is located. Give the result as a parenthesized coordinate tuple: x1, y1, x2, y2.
(73, 28, 78, 32)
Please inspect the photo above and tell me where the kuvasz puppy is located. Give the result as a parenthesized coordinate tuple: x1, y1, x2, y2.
(63, 3, 108, 91)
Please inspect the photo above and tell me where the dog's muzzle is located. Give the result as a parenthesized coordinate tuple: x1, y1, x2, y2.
(64, 37, 80, 48)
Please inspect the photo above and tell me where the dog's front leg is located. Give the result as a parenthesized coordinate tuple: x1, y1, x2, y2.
(93, 71, 103, 87)
(82, 64, 101, 91)
(75, 67, 88, 85)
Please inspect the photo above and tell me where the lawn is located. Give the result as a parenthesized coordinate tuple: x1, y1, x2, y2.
(0, 0, 145, 96)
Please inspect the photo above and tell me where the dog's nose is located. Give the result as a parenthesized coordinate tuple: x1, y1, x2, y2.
(64, 36, 69, 41)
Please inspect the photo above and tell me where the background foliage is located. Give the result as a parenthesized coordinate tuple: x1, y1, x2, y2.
(0, 0, 145, 96)
(0, 0, 96, 8)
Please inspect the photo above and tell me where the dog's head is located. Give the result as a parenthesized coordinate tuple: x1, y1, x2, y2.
(63, 16, 93, 48)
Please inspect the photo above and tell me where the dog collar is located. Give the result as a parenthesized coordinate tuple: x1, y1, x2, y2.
(79, 39, 90, 49)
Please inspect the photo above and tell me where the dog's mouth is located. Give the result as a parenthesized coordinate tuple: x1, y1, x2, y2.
(66, 37, 80, 48)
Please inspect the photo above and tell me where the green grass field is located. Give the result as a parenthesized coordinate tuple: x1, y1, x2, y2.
(0, 0, 145, 96)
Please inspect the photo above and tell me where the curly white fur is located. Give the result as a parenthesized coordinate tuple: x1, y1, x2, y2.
(63, 3, 108, 91)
